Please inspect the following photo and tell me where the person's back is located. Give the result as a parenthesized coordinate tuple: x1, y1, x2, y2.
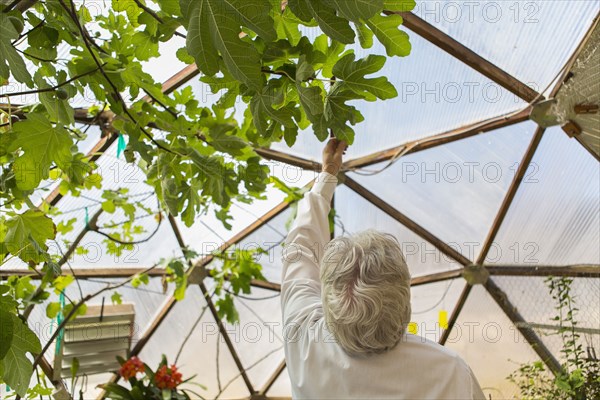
(281, 139, 485, 399)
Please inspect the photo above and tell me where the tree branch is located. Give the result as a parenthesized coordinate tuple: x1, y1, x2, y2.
(58, 0, 179, 156)
(132, 0, 186, 39)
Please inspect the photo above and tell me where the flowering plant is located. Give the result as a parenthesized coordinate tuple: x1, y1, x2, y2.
(102, 355, 202, 400)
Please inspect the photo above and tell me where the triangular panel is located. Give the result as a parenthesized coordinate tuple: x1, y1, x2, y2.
(485, 127, 600, 265)
(419, 1, 599, 92)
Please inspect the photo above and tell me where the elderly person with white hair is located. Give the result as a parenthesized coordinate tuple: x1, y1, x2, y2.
(281, 139, 485, 399)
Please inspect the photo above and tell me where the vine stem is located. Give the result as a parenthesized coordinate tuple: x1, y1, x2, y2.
(57, 0, 181, 157)
(0, 64, 105, 98)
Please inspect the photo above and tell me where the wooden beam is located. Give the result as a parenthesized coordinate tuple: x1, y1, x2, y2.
(259, 359, 286, 396)
(411, 269, 463, 287)
(343, 107, 531, 170)
(439, 284, 471, 345)
(255, 147, 321, 171)
(343, 176, 471, 266)
(515, 322, 600, 336)
(485, 278, 562, 375)
(476, 127, 545, 264)
(389, 11, 540, 102)
(200, 282, 255, 395)
(486, 264, 600, 278)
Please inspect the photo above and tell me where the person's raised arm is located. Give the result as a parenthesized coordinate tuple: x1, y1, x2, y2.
(280, 139, 347, 323)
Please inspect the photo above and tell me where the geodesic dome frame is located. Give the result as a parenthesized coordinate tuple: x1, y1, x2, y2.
(2, 2, 599, 399)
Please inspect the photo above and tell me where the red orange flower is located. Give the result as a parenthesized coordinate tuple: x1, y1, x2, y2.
(119, 356, 145, 380)
(154, 364, 183, 390)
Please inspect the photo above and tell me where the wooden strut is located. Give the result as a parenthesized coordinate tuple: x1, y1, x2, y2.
(259, 359, 286, 396)
(343, 107, 531, 170)
(439, 284, 472, 345)
(199, 282, 255, 394)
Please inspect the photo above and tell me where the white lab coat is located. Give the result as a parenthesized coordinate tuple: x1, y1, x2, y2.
(281, 172, 486, 400)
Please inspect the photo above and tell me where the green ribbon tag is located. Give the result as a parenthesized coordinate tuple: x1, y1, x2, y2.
(116, 133, 126, 158)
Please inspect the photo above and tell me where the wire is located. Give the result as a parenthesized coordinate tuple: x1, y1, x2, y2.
(412, 279, 455, 315)
(225, 288, 281, 301)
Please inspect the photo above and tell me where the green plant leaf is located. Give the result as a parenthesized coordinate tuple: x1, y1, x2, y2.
(366, 13, 411, 57)
(0, 14, 33, 85)
(325, 0, 383, 22)
(111, 291, 123, 305)
(332, 53, 397, 100)
(4, 209, 56, 263)
(1, 314, 42, 397)
(355, 21, 374, 48)
(46, 302, 61, 319)
(180, 0, 276, 89)
(289, 0, 355, 44)
(8, 113, 74, 191)
(0, 309, 14, 359)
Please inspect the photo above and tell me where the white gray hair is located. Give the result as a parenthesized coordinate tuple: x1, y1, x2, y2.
(320, 230, 411, 356)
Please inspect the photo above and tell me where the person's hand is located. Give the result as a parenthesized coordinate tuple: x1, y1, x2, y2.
(322, 138, 347, 176)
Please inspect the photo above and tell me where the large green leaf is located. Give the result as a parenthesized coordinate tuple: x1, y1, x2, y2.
(325, 0, 382, 22)
(1, 314, 42, 397)
(250, 80, 299, 137)
(332, 53, 397, 100)
(289, 0, 355, 44)
(0, 309, 14, 359)
(296, 56, 328, 141)
(367, 13, 411, 57)
(3, 209, 56, 263)
(180, 0, 276, 89)
(0, 14, 33, 85)
(8, 113, 73, 191)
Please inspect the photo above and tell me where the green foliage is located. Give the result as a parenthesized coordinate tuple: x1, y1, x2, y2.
(0, 313, 42, 396)
(508, 277, 600, 399)
(210, 247, 267, 324)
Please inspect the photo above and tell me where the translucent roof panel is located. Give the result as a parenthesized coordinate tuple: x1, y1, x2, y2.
(334, 185, 463, 276)
(348, 121, 538, 261)
(225, 207, 295, 284)
(417, 0, 600, 92)
(445, 285, 545, 399)
(484, 127, 600, 265)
